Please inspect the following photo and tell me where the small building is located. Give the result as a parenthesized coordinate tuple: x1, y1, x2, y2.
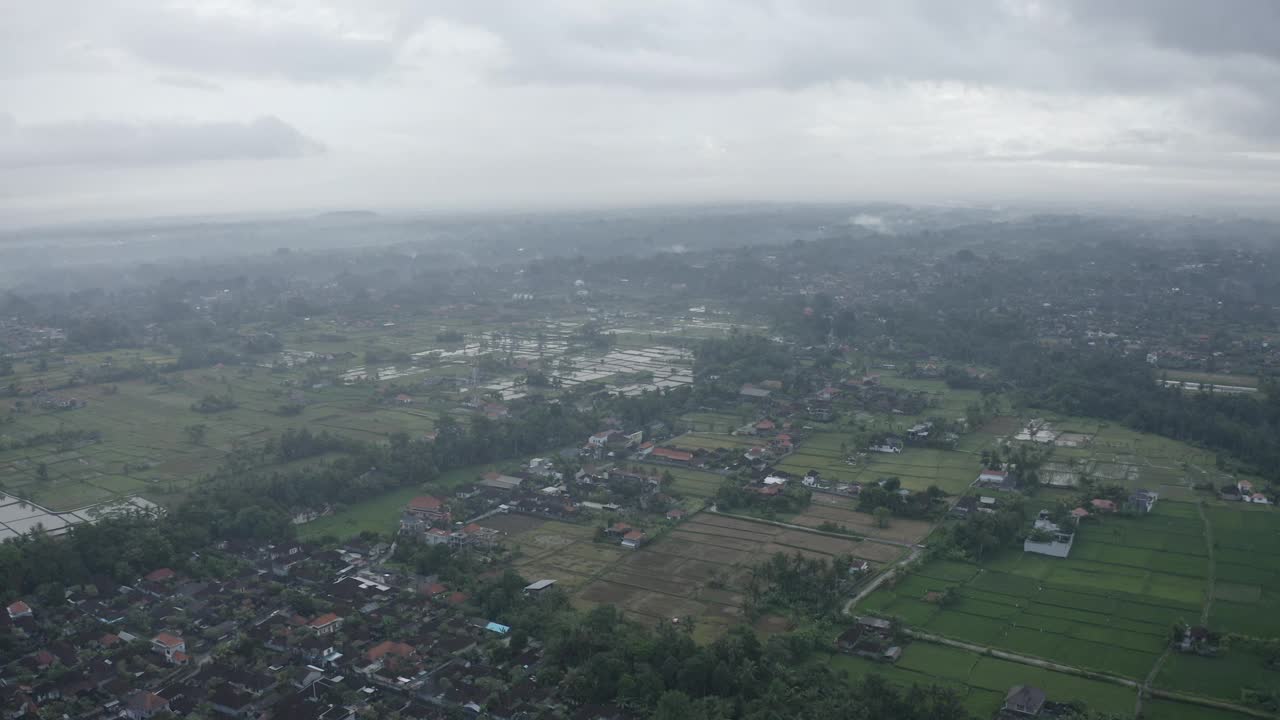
(1127, 489, 1159, 514)
(144, 567, 176, 583)
(977, 469, 1008, 484)
(739, 384, 772, 399)
(1023, 511, 1074, 558)
(151, 632, 186, 662)
(1089, 498, 1117, 513)
(524, 579, 557, 595)
(7, 600, 33, 620)
(406, 495, 450, 523)
(1002, 685, 1046, 717)
(621, 530, 647, 549)
(666, 509, 687, 521)
(1247, 492, 1272, 505)
(869, 437, 903, 454)
(124, 691, 170, 720)
(308, 613, 342, 635)
(649, 447, 694, 465)
(479, 472, 523, 492)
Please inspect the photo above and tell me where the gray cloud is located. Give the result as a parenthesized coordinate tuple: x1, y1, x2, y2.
(0, 114, 323, 169)
(2, 1, 1280, 223)
(114, 5, 398, 82)
(1069, 0, 1280, 61)
(155, 75, 223, 92)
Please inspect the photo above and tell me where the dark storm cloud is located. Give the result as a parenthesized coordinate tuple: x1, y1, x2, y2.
(0, 114, 323, 169)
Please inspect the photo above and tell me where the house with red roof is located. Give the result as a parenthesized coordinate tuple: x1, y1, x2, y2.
(621, 530, 647, 549)
(124, 691, 170, 720)
(648, 447, 694, 465)
(366, 640, 416, 664)
(405, 495, 450, 522)
(7, 600, 32, 620)
(308, 613, 342, 635)
(144, 567, 176, 583)
(753, 419, 776, 434)
(150, 632, 186, 662)
(1090, 498, 1117, 513)
(394, 393, 413, 405)
(446, 591, 469, 606)
(420, 582, 448, 598)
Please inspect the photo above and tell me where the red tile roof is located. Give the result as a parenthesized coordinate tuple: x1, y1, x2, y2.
(152, 632, 184, 648)
(308, 613, 340, 628)
(623, 530, 645, 541)
(650, 447, 693, 462)
(409, 495, 444, 511)
(446, 591, 469, 605)
(366, 640, 415, 661)
(421, 583, 447, 597)
(7, 600, 31, 616)
(1090, 498, 1116, 511)
(144, 568, 176, 583)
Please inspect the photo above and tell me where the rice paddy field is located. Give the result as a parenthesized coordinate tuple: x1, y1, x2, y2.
(775, 432, 983, 494)
(829, 641, 1137, 718)
(862, 500, 1210, 680)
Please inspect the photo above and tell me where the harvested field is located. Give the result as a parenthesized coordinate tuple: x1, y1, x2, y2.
(571, 508, 896, 642)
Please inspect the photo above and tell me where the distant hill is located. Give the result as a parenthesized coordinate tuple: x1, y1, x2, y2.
(314, 210, 379, 221)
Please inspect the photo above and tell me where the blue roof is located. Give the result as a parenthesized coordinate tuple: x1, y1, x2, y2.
(485, 622, 511, 634)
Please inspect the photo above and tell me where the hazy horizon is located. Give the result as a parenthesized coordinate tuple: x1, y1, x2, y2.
(4, 1, 1280, 225)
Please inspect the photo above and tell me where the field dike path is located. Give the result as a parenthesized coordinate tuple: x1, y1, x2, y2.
(1134, 498, 1217, 718)
(838, 500, 1270, 720)
(905, 631, 1274, 720)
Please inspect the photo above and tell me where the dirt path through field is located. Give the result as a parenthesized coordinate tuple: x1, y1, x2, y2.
(1135, 498, 1216, 718)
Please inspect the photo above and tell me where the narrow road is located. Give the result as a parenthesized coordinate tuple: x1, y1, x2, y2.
(909, 631, 1275, 720)
(842, 545, 922, 616)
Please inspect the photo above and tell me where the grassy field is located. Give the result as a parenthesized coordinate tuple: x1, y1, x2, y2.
(775, 432, 980, 495)
(296, 463, 490, 540)
(828, 641, 1138, 718)
(862, 500, 1209, 681)
(1162, 370, 1260, 388)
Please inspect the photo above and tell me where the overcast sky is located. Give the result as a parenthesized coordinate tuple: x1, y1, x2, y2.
(3, 0, 1280, 225)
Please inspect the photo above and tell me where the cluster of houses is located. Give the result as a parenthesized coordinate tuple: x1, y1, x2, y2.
(1023, 510, 1077, 558)
(1, 538, 569, 720)
(1221, 479, 1273, 505)
(31, 392, 88, 411)
(1023, 489, 1163, 559)
(836, 616, 902, 663)
(397, 495, 502, 549)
